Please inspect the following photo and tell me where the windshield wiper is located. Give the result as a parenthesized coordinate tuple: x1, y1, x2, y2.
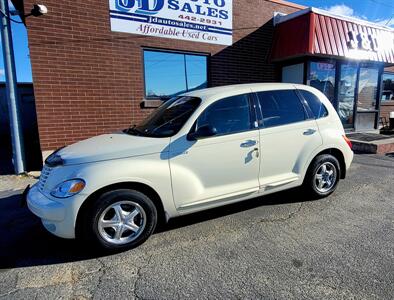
(125, 125, 144, 136)
(159, 95, 172, 101)
(148, 108, 193, 135)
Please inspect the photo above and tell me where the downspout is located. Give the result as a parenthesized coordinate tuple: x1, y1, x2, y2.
(0, 0, 25, 174)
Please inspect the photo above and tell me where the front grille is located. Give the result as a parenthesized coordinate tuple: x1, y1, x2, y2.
(38, 165, 52, 192)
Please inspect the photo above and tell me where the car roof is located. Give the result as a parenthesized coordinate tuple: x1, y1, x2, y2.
(181, 83, 316, 101)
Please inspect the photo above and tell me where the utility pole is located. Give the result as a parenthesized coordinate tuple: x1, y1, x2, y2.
(0, 0, 25, 174)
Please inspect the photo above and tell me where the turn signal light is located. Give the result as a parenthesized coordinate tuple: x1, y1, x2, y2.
(69, 181, 86, 193)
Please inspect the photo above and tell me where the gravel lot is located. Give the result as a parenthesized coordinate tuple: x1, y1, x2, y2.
(0, 154, 393, 299)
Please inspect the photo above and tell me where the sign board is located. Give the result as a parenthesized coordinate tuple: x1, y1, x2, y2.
(347, 30, 379, 52)
(346, 29, 394, 61)
(109, 0, 233, 45)
(316, 62, 335, 71)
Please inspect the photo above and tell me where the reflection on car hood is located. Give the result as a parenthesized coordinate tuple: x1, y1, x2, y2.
(57, 132, 170, 165)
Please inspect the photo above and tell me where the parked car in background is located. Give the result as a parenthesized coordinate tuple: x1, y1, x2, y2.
(26, 83, 353, 251)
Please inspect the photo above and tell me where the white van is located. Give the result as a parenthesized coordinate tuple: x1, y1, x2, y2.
(27, 83, 353, 251)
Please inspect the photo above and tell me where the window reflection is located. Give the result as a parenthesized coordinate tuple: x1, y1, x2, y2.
(196, 94, 252, 135)
(357, 66, 379, 111)
(257, 90, 306, 128)
(185, 55, 208, 93)
(308, 62, 336, 103)
(338, 63, 357, 126)
(382, 73, 394, 102)
(143, 50, 208, 99)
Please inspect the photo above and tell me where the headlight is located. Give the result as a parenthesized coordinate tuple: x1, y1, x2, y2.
(50, 179, 86, 198)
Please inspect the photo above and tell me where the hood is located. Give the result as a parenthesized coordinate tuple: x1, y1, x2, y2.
(58, 132, 170, 165)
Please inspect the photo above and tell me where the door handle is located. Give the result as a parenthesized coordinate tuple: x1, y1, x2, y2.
(252, 147, 259, 158)
(303, 129, 316, 135)
(241, 140, 257, 147)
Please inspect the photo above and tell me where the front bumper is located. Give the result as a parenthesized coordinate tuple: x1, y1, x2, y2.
(27, 185, 66, 221)
(27, 184, 75, 239)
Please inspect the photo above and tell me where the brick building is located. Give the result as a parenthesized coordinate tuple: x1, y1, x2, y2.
(9, 0, 394, 162)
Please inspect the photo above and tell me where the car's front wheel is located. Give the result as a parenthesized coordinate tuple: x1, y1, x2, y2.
(303, 154, 340, 198)
(80, 189, 157, 251)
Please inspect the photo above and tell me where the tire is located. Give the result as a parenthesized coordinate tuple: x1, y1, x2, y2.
(79, 189, 157, 252)
(303, 154, 341, 199)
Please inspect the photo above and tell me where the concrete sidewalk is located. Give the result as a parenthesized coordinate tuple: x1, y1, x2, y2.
(348, 132, 394, 154)
(0, 175, 37, 198)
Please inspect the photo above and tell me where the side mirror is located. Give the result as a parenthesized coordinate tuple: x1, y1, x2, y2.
(187, 125, 217, 140)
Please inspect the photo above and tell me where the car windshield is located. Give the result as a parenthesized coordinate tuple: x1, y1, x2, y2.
(125, 96, 201, 137)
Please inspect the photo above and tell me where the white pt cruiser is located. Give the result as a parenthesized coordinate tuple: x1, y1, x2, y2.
(27, 83, 353, 251)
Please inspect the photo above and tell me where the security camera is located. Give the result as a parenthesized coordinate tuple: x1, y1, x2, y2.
(30, 4, 48, 17)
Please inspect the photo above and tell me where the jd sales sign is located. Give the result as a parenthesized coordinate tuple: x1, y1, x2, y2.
(109, 0, 233, 45)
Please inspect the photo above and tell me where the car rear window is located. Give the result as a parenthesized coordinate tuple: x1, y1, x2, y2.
(299, 90, 328, 119)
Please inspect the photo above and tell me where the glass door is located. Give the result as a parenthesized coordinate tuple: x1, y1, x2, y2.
(338, 63, 358, 128)
(307, 61, 336, 104)
(355, 66, 380, 131)
(357, 66, 379, 111)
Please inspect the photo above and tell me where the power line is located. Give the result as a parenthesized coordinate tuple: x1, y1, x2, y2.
(385, 15, 393, 25)
(366, 0, 394, 9)
(0, 8, 23, 24)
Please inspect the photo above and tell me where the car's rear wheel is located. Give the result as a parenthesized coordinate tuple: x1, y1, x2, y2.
(80, 189, 157, 251)
(304, 154, 340, 198)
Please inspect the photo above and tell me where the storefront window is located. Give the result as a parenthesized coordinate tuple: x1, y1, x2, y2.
(282, 63, 304, 84)
(143, 50, 208, 99)
(308, 62, 336, 103)
(338, 63, 357, 126)
(357, 66, 379, 111)
(382, 73, 394, 102)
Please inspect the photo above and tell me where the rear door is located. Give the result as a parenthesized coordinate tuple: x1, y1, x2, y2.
(253, 89, 322, 189)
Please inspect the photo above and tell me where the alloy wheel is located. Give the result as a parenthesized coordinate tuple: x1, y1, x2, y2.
(98, 201, 146, 245)
(314, 162, 337, 193)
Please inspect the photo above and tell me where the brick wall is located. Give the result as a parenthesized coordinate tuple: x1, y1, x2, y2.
(22, 0, 300, 151)
(380, 102, 394, 123)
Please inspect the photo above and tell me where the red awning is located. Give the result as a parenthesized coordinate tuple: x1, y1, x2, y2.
(271, 8, 394, 64)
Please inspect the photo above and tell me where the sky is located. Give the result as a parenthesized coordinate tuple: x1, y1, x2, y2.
(0, 0, 393, 83)
(291, 0, 394, 27)
(0, 1, 32, 82)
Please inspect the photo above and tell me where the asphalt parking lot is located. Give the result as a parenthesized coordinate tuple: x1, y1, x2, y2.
(0, 154, 393, 299)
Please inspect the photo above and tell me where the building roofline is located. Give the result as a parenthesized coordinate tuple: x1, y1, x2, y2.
(276, 7, 394, 32)
(265, 0, 306, 10)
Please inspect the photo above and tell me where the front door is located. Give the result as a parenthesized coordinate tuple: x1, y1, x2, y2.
(169, 93, 260, 210)
(338, 63, 358, 129)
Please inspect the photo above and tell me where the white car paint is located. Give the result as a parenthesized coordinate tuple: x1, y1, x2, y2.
(169, 129, 261, 209)
(59, 132, 171, 165)
(27, 83, 353, 239)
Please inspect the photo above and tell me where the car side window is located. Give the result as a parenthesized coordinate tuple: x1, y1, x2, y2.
(256, 90, 306, 128)
(196, 94, 252, 136)
(299, 90, 329, 119)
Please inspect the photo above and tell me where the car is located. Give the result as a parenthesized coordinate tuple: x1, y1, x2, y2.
(27, 83, 353, 251)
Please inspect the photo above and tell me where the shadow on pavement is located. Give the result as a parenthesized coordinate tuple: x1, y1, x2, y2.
(162, 188, 306, 232)
(0, 193, 91, 269)
(0, 187, 308, 269)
